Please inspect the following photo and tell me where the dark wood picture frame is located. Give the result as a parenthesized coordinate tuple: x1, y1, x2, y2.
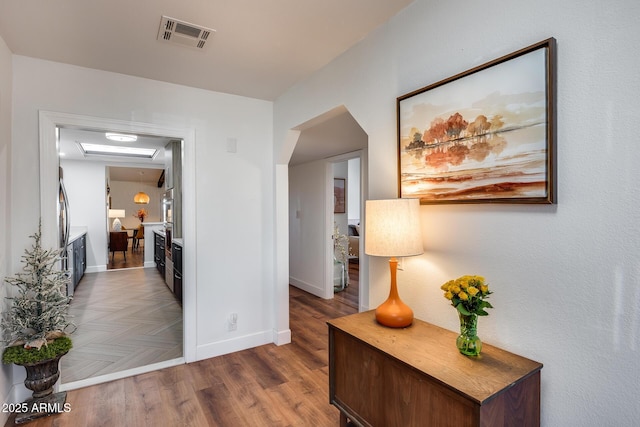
(397, 38, 556, 204)
(334, 178, 346, 213)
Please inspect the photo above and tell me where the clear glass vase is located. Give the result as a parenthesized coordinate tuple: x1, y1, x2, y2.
(333, 258, 346, 292)
(456, 313, 482, 356)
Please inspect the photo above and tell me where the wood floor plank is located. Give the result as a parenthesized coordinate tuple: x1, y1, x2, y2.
(239, 347, 289, 390)
(196, 383, 243, 427)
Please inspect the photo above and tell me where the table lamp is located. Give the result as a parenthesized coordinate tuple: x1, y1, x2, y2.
(365, 198, 423, 328)
(108, 209, 125, 231)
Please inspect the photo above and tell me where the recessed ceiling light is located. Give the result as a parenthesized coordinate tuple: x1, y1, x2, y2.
(105, 132, 138, 142)
(80, 143, 157, 158)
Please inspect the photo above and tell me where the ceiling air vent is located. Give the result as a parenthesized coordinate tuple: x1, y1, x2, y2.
(157, 16, 215, 49)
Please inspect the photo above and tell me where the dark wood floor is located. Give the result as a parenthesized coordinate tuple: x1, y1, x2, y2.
(107, 241, 144, 270)
(4, 286, 357, 427)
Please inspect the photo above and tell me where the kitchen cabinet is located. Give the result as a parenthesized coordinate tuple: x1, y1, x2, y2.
(328, 311, 542, 427)
(66, 231, 86, 296)
(154, 231, 165, 278)
(73, 233, 86, 288)
(172, 241, 183, 304)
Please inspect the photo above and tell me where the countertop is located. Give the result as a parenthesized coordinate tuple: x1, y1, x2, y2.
(68, 226, 87, 243)
(152, 229, 183, 246)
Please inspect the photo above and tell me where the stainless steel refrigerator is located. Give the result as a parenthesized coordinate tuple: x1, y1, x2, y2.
(59, 166, 73, 295)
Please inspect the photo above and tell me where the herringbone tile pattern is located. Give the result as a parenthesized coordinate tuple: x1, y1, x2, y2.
(61, 268, 183, 383)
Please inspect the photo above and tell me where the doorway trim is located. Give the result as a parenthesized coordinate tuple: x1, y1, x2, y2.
(38, 110, 197, 385)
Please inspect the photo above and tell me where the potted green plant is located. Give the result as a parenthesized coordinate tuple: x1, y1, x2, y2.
(1, 223, 74, 424)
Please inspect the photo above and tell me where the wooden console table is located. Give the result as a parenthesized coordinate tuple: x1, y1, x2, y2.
(328, 311, 542, 427)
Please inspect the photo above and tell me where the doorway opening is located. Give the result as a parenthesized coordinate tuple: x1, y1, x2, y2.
(39, 111, 196, 390)
(104, 166, 164, 270)
(330, 156, 361, 310)
(287, 106, 368, 311)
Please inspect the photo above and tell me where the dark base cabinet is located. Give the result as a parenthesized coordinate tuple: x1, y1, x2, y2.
(154, 232, 165, 277)
(156, 231, 182, 304)
(67, 233, 86, 295)
(73, 234, 86, 287)
(172, 242, 182, 304)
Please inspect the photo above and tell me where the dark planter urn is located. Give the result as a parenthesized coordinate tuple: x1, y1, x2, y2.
(11, 352, 69, 424)
(19, 352, 67, 399)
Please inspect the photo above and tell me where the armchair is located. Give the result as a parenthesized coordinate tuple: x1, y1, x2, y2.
(109, 231, 128, 262)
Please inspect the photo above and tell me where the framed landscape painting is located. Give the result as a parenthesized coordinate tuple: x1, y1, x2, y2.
(397, 38, 556, 204)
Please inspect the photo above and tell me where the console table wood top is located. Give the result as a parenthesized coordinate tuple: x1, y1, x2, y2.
(328, 310, 543, 425)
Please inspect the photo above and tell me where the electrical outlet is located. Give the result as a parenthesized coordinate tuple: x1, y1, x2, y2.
(227, 313, 238, 331)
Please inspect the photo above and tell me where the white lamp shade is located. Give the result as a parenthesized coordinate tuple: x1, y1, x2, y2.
(108, 209, 125, 218)
(364, 199, 423, 257)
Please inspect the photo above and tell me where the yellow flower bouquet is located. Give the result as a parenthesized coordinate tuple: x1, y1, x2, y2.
(441, 275, 493, 356)
(441, 275, 493, 316)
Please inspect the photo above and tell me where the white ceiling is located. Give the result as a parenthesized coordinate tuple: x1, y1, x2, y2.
(0, 0, 414, 101)
(59, 128, 171, 163)
(3, 1, 410, 171)
(59, 128, 170, 182)
(289, 108, 368, 166)
(108, 166, 164, 185)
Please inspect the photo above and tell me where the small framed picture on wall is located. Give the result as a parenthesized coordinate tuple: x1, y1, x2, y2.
(334, 178, 345, 213)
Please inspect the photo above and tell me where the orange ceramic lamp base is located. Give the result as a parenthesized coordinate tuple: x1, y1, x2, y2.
(375, 257, 413, 328)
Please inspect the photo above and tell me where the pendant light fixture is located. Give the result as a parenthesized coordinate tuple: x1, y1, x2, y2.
(134, 171, 150, 204)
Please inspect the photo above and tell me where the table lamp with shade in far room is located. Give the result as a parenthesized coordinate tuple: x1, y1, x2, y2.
(365, 198, 423, 328)
(108, 209, 125, 231)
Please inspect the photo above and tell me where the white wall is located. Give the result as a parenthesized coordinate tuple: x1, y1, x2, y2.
(289, 160, 326, 297)
(274, 0, 640, 425)
(0, 33, 12, 427)
(61, 159, 109, 270)
(10, 55, 278, 371)
(347, 158, 360, 223)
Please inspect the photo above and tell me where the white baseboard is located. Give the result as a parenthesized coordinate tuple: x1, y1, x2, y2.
(59, 357, 184, 392)
(289, 277, 324, 298)
(195, 330, 273, 361)
(85, 264, 106, 273)
(274, 328, 291, 346)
